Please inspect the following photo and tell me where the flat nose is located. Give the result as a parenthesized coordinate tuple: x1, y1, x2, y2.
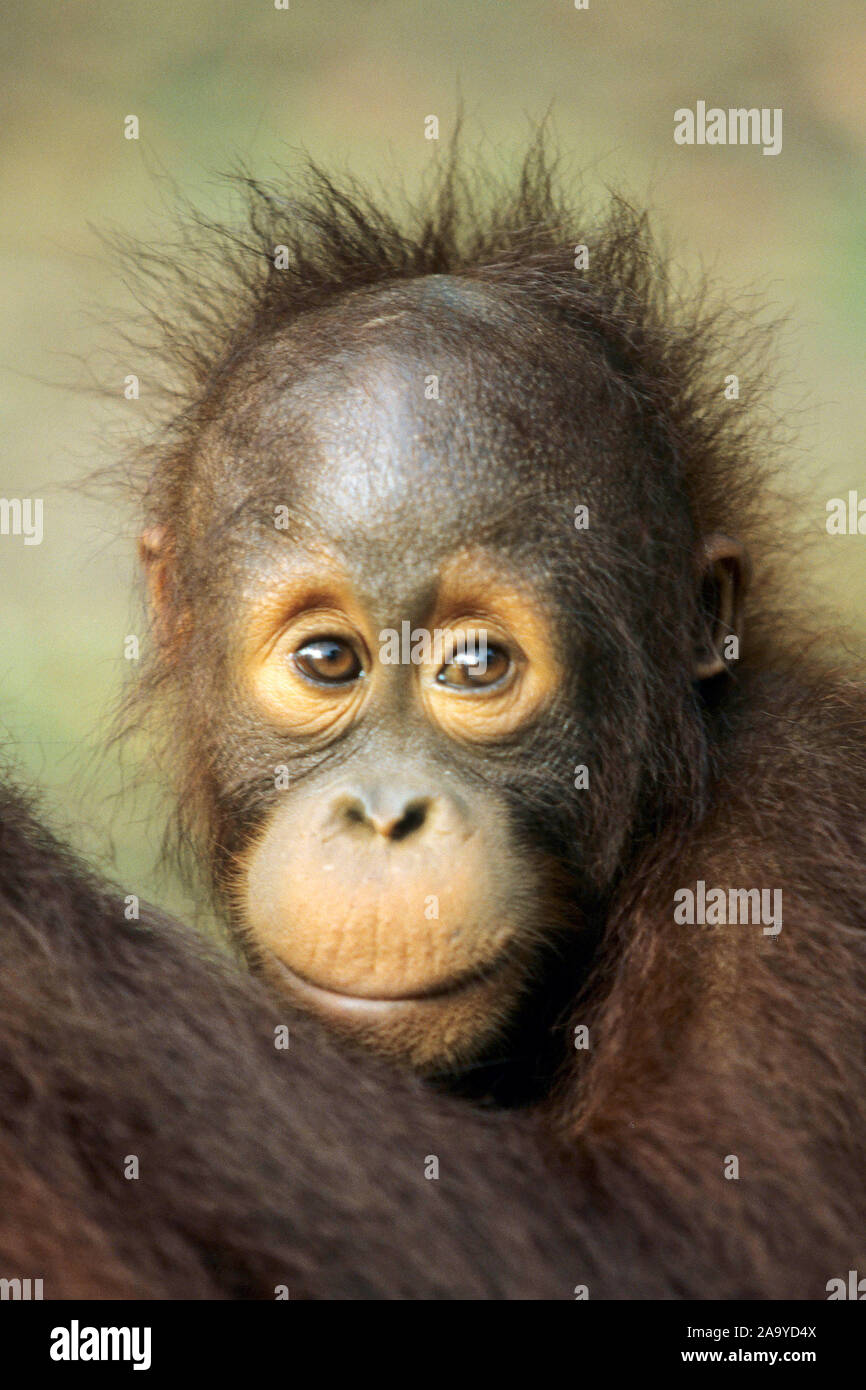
(337, 788, 433, 842)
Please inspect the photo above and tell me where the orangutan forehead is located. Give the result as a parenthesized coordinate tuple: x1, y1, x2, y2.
(194, 281, 629, 552)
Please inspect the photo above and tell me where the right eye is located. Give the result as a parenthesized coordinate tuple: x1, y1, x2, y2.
(291, 638, 363, 687)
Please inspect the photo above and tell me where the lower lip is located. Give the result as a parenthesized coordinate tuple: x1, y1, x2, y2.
(264, 952, 500, 1016)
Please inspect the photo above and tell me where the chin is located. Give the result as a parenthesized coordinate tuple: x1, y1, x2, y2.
(257, 947, 529, 1072)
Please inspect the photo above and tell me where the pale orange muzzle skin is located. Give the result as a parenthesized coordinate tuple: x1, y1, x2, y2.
(234, 787, 542, 1068)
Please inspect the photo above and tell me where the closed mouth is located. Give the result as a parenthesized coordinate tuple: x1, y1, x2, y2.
(264, 950, 507, 1012)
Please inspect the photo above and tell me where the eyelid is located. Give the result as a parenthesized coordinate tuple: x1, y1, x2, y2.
(268, 609, 371, 663)
(292, 632, 360, 657)
(435, 616, 524, 656)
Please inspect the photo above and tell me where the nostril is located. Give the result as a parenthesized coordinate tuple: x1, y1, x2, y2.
(337, 792, 432, 840)
(388, 799, 429, 842)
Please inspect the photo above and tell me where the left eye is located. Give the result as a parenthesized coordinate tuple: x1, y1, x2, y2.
(292, 638, 363, 686)
(436, 644, 511, 690)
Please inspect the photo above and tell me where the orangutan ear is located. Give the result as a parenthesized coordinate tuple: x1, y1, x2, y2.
(139, 525, 182, 649)
(694, 534, 750, 680)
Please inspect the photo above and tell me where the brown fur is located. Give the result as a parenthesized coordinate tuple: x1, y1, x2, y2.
(0, 780, 581, 1298)
(3, 765, 864, 1297)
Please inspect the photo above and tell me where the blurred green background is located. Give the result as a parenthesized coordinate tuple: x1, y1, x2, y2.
(1, 0, 864, 922)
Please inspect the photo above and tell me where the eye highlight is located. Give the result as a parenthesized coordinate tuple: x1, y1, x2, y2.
(292, 637, 363, 686)
(436, 642, 511, 691)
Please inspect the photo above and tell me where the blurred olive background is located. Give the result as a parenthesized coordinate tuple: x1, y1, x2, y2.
(1, 0, 864, 921)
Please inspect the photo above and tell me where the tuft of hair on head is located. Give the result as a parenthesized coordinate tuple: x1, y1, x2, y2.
(112, 131, 797, 592)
